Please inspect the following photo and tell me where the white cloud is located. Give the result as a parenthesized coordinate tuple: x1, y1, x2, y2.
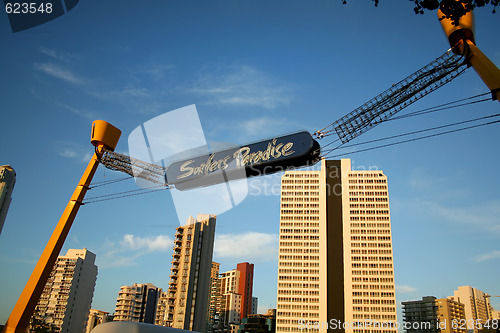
(121, 234, 172, 252)
(121, 87, 150, 98)
(207, 115, 309, 145)
(34, 62, 82, 84)
(189, 65, 292, 109)
(408, 168, 445, 191)
(140, 63, 174, 80)
(39, 46, 65, 60)
(97, 234, 173, 269)
(423, 200, 500, 234)
(59, 148, 78, 158)
(53, 101, 95, 120)
(396, 285, 417, 293)
(58, 146, 92, 163)
(475, 250, 500, 262)
(237, 117, 292, 136)
(214, 232, 278, 262)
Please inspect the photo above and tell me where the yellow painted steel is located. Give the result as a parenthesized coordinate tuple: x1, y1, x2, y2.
(438, 8, 500, 102)
(3, 121, 121, 333)
(463, 40, 500, 101)
(91, 120, 121, 151)
(438, 8, 475, 47)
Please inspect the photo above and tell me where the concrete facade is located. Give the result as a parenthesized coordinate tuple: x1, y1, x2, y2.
(402, 296, 466, 333)
(0, 165, 16, 234)
(252, 297, 258, 315)
(30, 248, 97, 333)
(276, 159, 397, 333)
(113, 283, 161, 323)
(436, 298, 467, 333)
(449, 286, 494, 333)
(207, 262, 221, 333)
(85, 309, 111, 333)
(207, 263, 255, 333)
(156, 214, 216, 331)
(236, 262, 254, 321)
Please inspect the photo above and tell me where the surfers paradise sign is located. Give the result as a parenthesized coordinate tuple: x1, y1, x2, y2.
(167, 131, 321, 190)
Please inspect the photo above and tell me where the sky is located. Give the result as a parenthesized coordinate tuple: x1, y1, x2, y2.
(1, 0, 500, 326)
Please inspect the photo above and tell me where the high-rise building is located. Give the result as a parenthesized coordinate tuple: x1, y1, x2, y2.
(435, 298, 467, 333)
(0, 165, 16, 234)
(113, 283, 161, 323)
(402, 296, 466, 333)
(251, 297, 258, 315)
(156, 214, 216, 331)
(208, 262, 222, 333)
(30, 248, 97, 333)
(211, 263, 255, 332)
(218, 269, 242, 331)
(236, 262, 254, 320)
(220, 292, 242, 329)
(449, 286, 493, 333)
(277, 159, 397, 333)
(85, 309, 111, 333)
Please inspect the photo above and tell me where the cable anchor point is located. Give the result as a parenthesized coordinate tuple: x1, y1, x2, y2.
(314, 130, 325, 139)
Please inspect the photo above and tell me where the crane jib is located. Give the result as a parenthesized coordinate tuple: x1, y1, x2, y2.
(166, 131, 321, 190)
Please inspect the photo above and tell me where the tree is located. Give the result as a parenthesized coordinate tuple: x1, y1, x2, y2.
(342, 0, 498, 25)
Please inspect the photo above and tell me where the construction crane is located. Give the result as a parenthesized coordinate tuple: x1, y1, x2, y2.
(3, 6, 500, 333)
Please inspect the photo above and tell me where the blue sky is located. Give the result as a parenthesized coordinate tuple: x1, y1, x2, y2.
(1, 0, 499, 325)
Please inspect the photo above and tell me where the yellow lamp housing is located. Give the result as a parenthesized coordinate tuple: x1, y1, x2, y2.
(438, 7, 475, 53)
(91, 120, 122, 151)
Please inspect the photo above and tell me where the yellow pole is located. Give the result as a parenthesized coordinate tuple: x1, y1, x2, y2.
(463, 40, 500, 102)
(3, 120, 121, 333)
(3, 145, 105, 333)
(438, 8, 500, 102)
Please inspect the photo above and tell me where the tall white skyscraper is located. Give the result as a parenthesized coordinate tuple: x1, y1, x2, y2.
(30, 248, 98, 333)
(277, 159, 397, 333)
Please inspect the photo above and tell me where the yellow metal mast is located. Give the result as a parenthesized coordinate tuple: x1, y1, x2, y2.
(3, 120, 121, 333)
(438, 7, 500, 102)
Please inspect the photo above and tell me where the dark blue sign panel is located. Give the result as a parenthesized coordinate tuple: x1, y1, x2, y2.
(4, 0, 80, 33)
(167, 131, 321, 190)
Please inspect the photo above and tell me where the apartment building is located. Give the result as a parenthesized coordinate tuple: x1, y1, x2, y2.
(30, 248, 97, 333)
(449, 286, 494, 333)
(85, 309, 112, 333)
(277, 159, 397, 333)
(156, 214, 216, 331)
(207, 262, 221, 333)
(113, 283, 161, 323)
(402, 296, 466, 333)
